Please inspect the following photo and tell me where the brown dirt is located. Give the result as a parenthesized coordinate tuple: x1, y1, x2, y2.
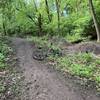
(63, 42, 100, 56)
(11, 38, 100, 100)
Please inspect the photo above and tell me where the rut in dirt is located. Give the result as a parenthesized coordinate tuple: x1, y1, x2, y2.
(11, 38, 99, 100)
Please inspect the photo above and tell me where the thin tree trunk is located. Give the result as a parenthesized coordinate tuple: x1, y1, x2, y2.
(33, 0, 42, 36)
(45, 0, 51, 22)
(89, 0, 100, 42)
(33, 0, 38, 12)
(3, 22, 6, 35)
(2, 10, 7, 35)
(38, 13, 42, 36)
(55, 0, 60, 31)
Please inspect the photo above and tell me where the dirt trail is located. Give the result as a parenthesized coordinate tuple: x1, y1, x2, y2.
(11, 38, 99, 100)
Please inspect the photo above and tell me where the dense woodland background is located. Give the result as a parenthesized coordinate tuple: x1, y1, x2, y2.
(0, 0, 100, 42)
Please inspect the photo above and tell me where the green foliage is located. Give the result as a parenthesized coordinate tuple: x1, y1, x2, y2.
(0, 83, 5, 93)
(48, 53, 100, 86)
(0, 37, 11, 70)
(0, 0, 100, 40)
(0, 0, 97, 41)
(28, 36, 49, 46)
(28, 36, 61, 53)
(0, 53, 5, 61)
(65, 33, 82, 42)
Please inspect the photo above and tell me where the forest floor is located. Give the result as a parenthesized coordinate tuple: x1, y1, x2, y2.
(8, 37, 100, 100)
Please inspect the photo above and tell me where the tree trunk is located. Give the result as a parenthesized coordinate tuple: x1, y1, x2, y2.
(45, 0, 51, 22)
(38, 13, 42, 36)
(89, 0, 100, 42)
(2, 11, 7, 35)
(55, 0, 60, 31)
(33, 0, 42, 36)
(3, 22, 6, 35)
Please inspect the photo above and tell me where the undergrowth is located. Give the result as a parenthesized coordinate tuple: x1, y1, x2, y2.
(48, 53, 100, 90)
(27, 36, 61, 54)
(0, 37, 12, 70)
(0, 37, 13, 94)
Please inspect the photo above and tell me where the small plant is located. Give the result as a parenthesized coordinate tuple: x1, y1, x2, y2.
(0, 53, 5, 61)
(0, 84, 5, 93)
